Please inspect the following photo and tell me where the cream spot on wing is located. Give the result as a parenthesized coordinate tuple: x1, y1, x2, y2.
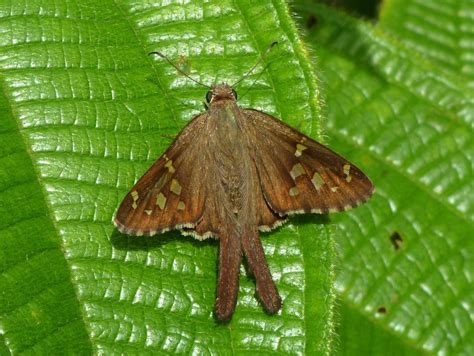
(295, 143, 308, 157)
(311, 172, 324, 190)
(145, 209, 152, 215)
(290, 163, 305, 180)
(286, 209, 305, 215)
(177, 201, 186, 210)
(131, 190, 139, 209)
(343, 164, 352, 182)
(165, 160, 175, 174)
(289, 186, 299, 196)
(331, 186, 339, 192)
(156, 192, 167, 209)
(170, 179, 182, 195)
(343, 164, 351, 174)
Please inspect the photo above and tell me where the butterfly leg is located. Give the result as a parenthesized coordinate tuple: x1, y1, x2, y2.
(241, 226, 282, 314)
(215, 228, 242, 321)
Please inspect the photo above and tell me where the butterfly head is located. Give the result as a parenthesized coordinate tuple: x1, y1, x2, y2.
(206, 83, 237, 104)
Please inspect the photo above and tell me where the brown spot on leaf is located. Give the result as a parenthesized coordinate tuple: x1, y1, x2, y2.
(390, 231, 403, 251)
(377, 306, 387, 314)
(306, 14, 317, 29)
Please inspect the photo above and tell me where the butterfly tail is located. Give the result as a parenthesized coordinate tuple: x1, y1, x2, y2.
(215, 228, 242, 321)
(241, 226, 282, 314)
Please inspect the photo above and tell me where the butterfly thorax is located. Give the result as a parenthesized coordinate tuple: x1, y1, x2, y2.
(206, 92, 253, 218)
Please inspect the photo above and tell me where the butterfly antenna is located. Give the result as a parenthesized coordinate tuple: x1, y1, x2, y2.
(234, 64, 270, 103)
(231, 41, 278, 88)
(149, 51, 211, 89)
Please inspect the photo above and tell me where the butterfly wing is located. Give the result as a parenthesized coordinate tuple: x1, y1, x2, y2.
(114, 114, 208, 236)
(243, 109, 374, 215)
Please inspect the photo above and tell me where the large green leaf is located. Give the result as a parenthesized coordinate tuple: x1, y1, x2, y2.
(295, 2, 473, 355)
(0, 0, 340, 354)
(379, 0, 474, 88)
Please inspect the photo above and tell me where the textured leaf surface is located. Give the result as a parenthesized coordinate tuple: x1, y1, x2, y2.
(335, 304, 419, 356)
(0, 0, 338, 354)
(296, 3, 473, 355)
(380, 0, 474, 88)
(0, 70, 92, 354)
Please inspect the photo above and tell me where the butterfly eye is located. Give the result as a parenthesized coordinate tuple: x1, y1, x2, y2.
(232, 89, 238, 100)
(206, 91, 213, 103)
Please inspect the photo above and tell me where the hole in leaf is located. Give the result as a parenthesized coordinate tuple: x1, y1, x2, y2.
(390, 231, 403, 251)
(306, 14, 318, 29)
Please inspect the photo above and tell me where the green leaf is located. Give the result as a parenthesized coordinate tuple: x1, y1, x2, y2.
(0, 0, 336, 354)
(335, 303, 420, 356)
(379, 0, 474, 88)
(295, 3, 473, 355)
(0, 72, 93, 354)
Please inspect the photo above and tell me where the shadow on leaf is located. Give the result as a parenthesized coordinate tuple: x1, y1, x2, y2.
(110, 228, 216, 251)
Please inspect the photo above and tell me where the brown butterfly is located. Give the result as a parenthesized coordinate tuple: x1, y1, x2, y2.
(114, 49, 374, 322)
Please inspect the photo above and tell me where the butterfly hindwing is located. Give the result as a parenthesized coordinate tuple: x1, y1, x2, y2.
(114, 114, 208, 236)
(243, 109, 374, 215)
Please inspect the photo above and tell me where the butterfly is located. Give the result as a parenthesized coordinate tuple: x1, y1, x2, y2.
(114, 51, 374, 322)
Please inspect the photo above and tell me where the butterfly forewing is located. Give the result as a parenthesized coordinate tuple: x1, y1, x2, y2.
(114, 114, 208, 236)
(243, 109, 374, 215)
